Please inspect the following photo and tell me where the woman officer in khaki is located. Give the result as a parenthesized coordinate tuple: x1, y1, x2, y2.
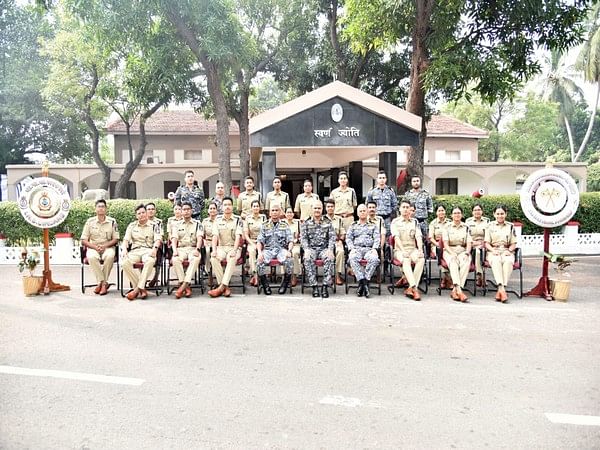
(429, 204, 452, 287)
(484, 204, 517, 303)
(284, 207, 302, 287)
(442, 206, 472, 302)
(244, 200, 266, 286)
(465, 203, 489, 287)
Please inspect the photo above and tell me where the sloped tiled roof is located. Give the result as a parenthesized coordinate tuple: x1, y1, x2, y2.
(105, 110, 239, 135)
(427, 115, 488, 138)
(105, 109, 487, 139)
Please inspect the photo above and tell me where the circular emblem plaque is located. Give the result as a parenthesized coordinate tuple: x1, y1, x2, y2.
(520, 168, 578, 228)
(331, 103, 343, 123)
(18, 177, 71, 229)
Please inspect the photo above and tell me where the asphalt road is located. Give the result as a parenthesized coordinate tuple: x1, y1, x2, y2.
(1, 258, 599, 449)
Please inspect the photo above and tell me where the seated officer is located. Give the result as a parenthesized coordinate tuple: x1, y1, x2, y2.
(257, 204, 293, 295)
(301, 201, 335, 298)
(324, 199, 346, 286)
(391, 199, 425, 301)
(208, 197, 243, 298)
(80, 199, 119, 295)
(171, 202, 204, 299)
(346, 204, 380, 298)
(121, 204, 162, 301)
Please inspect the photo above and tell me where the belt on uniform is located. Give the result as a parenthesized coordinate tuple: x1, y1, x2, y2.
(416, 217, 426, 223)
(380, 214, 391, 219)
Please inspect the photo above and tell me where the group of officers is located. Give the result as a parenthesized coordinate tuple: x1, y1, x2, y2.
(81, 169, 518, 303)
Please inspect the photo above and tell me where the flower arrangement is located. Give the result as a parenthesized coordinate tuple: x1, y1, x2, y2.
(18, 249, 41, 277)
(543, 252, 576, 275)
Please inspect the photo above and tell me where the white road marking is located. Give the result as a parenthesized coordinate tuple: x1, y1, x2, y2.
(319, 395, 362, 407)
(0, 365, 145, 386)
(545, 413, 600, 426)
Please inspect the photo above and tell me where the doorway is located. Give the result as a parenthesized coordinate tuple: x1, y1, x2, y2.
(280, 173, 312, 209)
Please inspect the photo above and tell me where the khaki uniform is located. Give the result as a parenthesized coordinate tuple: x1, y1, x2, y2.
(167, 217, 182, 241)
(484, 221, 517, 287)
(265, 190, 291, 214)
(285, 218, 302, 276)
(294, 193, 320, 221)
(81, 216, 119, 284)
(172, 219, 203, 284)
(122, 221, 162, 289)
(237, 190, 262, 218)
(466, 216, 489, 274)
(442, 222, 473, 288)
(202, 217, 217, 265)
(369, 215, 386, 249)
(429, 217, 451, 274)
(149, 217, 163, 238)
(331, 186, 357, 232)
(210, 215, 243, 285)
(390, 217, 425, 288)
(325, 214, 346, 275)
(244, 213, 266, 275)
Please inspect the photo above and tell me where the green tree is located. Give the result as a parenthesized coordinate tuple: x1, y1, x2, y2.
(587, 162, 600, 191)
(344, 0, 589, 190)
(502, 94, 567, 162)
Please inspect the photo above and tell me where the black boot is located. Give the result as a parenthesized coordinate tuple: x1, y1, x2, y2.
(260, 275, 271, 295)
(363, 281, 371, 298)
(357, 279, 365, 297)
(278, 274, 291, 295)
(321, 284, 329, 298)
(312, 285, 320, 298)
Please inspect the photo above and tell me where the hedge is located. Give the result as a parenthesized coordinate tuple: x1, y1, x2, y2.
(1, 193, 599, 245)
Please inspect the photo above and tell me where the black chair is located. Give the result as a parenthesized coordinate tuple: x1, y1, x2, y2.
(301, 248, 337, 294)
(120, 245, 164, 297)
(257, 258, 293, 294)
(482, 247, 524, 298)
(80, 245, 120, 294)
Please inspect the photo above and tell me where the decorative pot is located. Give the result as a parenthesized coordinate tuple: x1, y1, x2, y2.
(22, 276, 43, 296)
(550, 279, 571, 302)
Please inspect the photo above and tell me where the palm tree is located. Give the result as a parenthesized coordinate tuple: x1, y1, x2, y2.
(540, 49, 583, 161)
(573, 3, 600, 162)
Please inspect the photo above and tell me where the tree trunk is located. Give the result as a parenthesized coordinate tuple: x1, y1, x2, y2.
(404, 0, 432, 192)
(83, 68, 110, 191)
(113, 103, 163, 198)
(573, 82, 599, 162)
(237, 88, 250, 181)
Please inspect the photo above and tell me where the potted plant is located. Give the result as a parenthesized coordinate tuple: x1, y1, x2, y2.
(544, 252, 576, 302)
(18, 248, 43, 296)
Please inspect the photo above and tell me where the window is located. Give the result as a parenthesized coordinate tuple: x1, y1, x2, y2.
(445, 150, 460, 161)
(184, 150, 204, 160)
(436, 178, 458, 195)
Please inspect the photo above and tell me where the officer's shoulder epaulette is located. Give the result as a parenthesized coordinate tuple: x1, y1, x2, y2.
(482, 216, 490, 222)
(85, 216, 96, 224)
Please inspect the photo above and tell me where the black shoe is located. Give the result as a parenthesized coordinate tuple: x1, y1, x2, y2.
(364, 282, 371, 298)
(312, 285, 320, 298)
(259, 275, 271, 296)
(357, 279, 365, 297)
(321, 285, 329, 298)
(278, 274, 291, 295)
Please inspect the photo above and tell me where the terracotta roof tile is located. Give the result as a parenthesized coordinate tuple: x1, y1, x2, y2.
(427, 115, 488, 138)
(105, 110, 239, 135)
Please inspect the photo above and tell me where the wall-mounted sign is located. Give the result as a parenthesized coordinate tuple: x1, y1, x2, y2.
(331, 103, 343, 122)
(519, 168, 578, 228)
(18, 177, 71, 228)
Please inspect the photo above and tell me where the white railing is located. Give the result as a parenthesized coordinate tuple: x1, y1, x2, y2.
(0, 223, 598, 265)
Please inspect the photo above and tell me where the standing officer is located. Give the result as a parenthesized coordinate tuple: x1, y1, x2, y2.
(324, 199, 346, 286)
(175, 170, 205, 220)
(121, 204, 162, 301)
(391, 199, 425, 300)
(404, 175, 433, 239)
(301, 201, 335, 298)
(294, 179, 320, 221)
(171, 202, 203, 299)
(366, 170, 398, 235)
(208, 197, 243, 298)
(210, 181, 226, 215)
(256, 204, 293, 295)
(237, 176, 262, 219)
(80, 199, 119, 295)
(330, 171, 357, 233)
(265, 176, 290, 218)
(202, 202, 219, 285)
(346, 204, 380, 298)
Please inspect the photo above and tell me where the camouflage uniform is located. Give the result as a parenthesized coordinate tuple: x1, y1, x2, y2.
(366, 186, 398, 235)
(346, 220, 380, 281)
(257, 220, 293, 276)
(404, 188, 433, 238)
(301, 217, 335, 286)
(175, 185, 205, 219)
(210, 196, 225, 215)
